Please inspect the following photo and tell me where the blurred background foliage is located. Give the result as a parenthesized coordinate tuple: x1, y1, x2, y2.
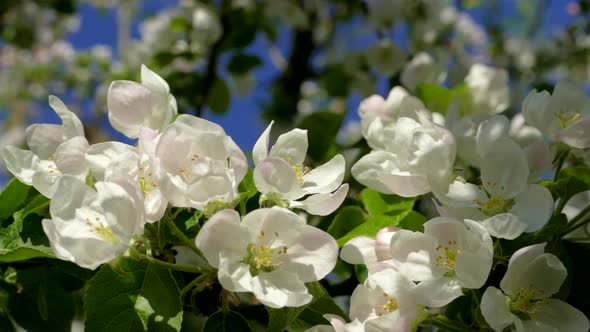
(0, 0, 589, 181)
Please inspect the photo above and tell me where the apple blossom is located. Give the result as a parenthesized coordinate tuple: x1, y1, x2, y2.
(107, 64, 177, 138)
(464, 64, 510, 114)
(352, 114, 456, 197)
(41, 175, 144, 270)
(305, 315, 365, 332)
(388, 217, 493, 306)
(195, 207, 338, 308)
(85, 139, 167, 223)
(154, 114, 247, 212)
(357, 86, 427, 151)
(2, 96, 88, 198)
(340, 226, 399, 271)
(436, 118, 553, 239)
(252, 121, 348, 216)
(400, 52, 446, 92)
(523, 81, 590, 149)
(480, 243, 589, 332)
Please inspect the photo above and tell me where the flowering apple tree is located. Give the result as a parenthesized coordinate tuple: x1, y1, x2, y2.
(0, 61, 589, 332)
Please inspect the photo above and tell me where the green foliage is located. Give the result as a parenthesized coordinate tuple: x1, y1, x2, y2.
(0, 179, 30, 221)
(203, 310, 252, 332)
(552, 167, 590, 205)
(228, 53, 262, 75)
(84, 257, 183, 332)
(266, 282, 347, 332)
(0, 212, 53, 263)
(416, 83, 470, 115)
(337, 211, 426, 246)
(327, 206, 366, 239)
(298, 112, 344, 162)
(0, 266, 77, 331)
(359, 188, 415, 216)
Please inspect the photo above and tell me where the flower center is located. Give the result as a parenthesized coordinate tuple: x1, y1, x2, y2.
(474, 194, 514, 216)
(286, 157, 310, 185)
(84, 216, 119, 243)
(137, 166, 157, 197)
(376, 293, 399, 316)
(556, 108, 581, 129)
(177, 154, 201, 181)
(242, 232, 288, 276)
(435, 240, 462, 277)
(509, 288, 547, 319)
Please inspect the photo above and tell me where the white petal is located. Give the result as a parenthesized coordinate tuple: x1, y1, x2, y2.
(86, 141, 139, 180)
(378, 172, 430, 197)
(107, 80, 154, 138)
(195, 209, 249, 268)
(252, 270, 312, 308)
(501, 247, 566, 298)
(480, 137, 528, 199)
(480, 287, 515, 332)
(253, 121, 273, 166)
(289, 184, 349, 216)
(351, 151, 400, 195)
(253, 157, 303, 199)
(340, 236, 378, 265)
(557, 115, 590, 149)
(389, 230, 438, 281)
(54, 137, 89, 179)
(48, 95, 85, 139)
(480, 213, 528, 240)
(530, 299, 590, 332)
(2, 146, 38, 185)
(522, 89, 551, 135)
(32, 168, 60, 198)
(269, 128, 308, 165)
(413, 277, 463, 308)
(375, 227, 398, 261)
(141, 64, 170, 94)
(511, 184, 553, 233)
(435, 180, 486, 208)
(217, 253, 254, 293)
(25, 124, 63, 159)
(475, 115, 510, 156)
(302, 154, 345, 194)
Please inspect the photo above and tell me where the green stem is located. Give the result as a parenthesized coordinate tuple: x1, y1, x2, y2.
(554, 149, 570, 181)
(561, 205, 590, 236)
(164, 212, 204, 257)
(130, 248, 210, 274)
(180, 273, 210, 296)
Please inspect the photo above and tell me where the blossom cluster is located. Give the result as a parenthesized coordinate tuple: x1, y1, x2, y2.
(2, 64, 590, 331)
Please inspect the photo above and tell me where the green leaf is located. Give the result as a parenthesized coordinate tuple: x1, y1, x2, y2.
(354, 264, 368, 284)
(13, 194, 50, 228)
(85, 257, 183, 332)
(203, 310, 252, 332)
(416, 83, 454, 114)
(298, 112, 344, 162)
(359, 189, 415, 216)
(238, 168, 257, 199)
(336, 210, 413, 246)
(206, 79, 230, 114)
(0, 179, 30, 221)
(267, 282, 347, 332)
(398, 211, 428, 232)
(0, 213, 53, 262)
(228, 53, 262, 75)
(327, 206, 366, 239)
(553, 167, 590, 204)
(3, 266, 76, 332)
(320, 66, 351, 97)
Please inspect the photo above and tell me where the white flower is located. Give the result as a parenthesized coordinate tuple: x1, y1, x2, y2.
(480, 243, 589, 332)
(340, 226, 399, 271)
(388, 217, 493, 306)
(107, 64, 177, 138)
(436, 117, 554, 239)
(154, 114, 248, 211)
(2, 96, 88, 198)
(401, 52, 446, 92)
(349, 266, 421, 331)
(305, 315, 364, 332)
(253, 122, 348, 216)
(464, 64, 510, 114)
(191, 4, 223, 48)
(86, 138, 167, 223)
(523, 81, 590, 149)
(195, 207, 338, 308)
(366, 39, 405, 78)
(358, 86, 427, 151)
(41, 175, 144, 269)
(352, 114, 456, 197)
